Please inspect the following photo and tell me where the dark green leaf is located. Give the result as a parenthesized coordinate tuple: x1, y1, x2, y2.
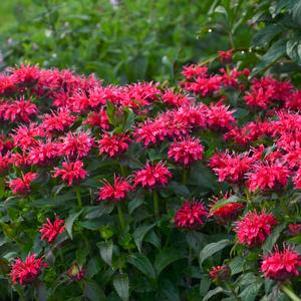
(97, 241, 113, 266)
(65, 209, 84, 239)
(84, 280, 106, 301)
(203, 287, 224, 301)
(154, 248, 184, 275)
(199, 239, 231, 266)
(133, 224, 156, 253)
(262, 224, 286, 254)
(113, 274, 129, 301)
(128, 254, 156, 279)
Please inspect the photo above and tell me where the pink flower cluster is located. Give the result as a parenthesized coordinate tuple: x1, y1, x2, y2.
(3, 59, 301, 288)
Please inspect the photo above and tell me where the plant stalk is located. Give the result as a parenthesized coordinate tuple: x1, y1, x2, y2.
(75, 187, 82, 208)
(117, 204, 125, 230)
(153, 190, 159, 218)
(281, 285, 301, 301)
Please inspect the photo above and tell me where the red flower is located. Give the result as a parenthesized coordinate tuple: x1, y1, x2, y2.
(11, 64, 40, 85)
(84, 109, 109, 130)
(9, 172, 37, 195)
(98, 175, 132, 202)
(246, 162, 289, 192)
(287, 224, 301, 236)
(11, 123, 41, 151)
(210, 202, 244, 223)
(181, 65, 208, 80)
(53, 160, 87, 186)
(133, 162, 172, 189)
(60, 132, 94, 159)
(209, 152, 252, 183)
(234, 211, 277, 247)
(168, 137, 204, 166)
(41, 109, 76, 134)
(10, 254, 47, 285)
(0, 98, 37, 123)
(218, 49, 233, 63)
(174, 201, 207, 229)
(39, 216, 65, 243)
(28, 141, 60, 166)
(98, 133, 130, 157)
(161, 90, 190, 107)
(206, 102, 236, 131)
(134, 118, 169, 147)
(261, 246, 301, 281)
(209, 265, 230, 281)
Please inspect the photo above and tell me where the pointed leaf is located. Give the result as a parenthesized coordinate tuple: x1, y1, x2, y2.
(65, 209, 84, 240)
(97, 241, 113, 266)
(133, 224, 155, 253)
(113, 274, 129, 301)
(199, 239, 231, 266)
(128, 254, 156, 279)
(154, 248, 184, 275)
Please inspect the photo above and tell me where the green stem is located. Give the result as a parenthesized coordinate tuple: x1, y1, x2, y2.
(75, 188, 82, 208)
(281, 285, 301, 301)
(120, 163, 126, 177)
(153, 190, 159, 218)
(182, 168, 188, 185)
(117, 204, 125, 230)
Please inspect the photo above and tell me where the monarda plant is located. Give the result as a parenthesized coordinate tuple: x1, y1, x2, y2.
(0, 52, 301, 300)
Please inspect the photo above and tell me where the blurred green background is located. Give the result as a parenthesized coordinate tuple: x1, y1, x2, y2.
(0, 0, 255, 84)
(0, 0, 301, 84)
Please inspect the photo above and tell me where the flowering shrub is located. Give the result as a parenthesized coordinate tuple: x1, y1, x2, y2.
(1, 58, 301, 301)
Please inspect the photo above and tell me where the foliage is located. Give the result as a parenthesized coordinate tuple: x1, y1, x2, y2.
(0, 0, 257, 84)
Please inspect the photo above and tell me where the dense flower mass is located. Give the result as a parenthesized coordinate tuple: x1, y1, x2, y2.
(98, 176, 132, 202)
(235, 211, 277, 247)
(39, 216, 65, 243)
(9, 172, 37, 195)
(174, 201, 207, 229)
(10, 254, 47, 285)
(261, 247, 301, 281)
(53, 160, 87, 186)
(246, 162, 289, 191)
(210, 202, 244, 223)
(98, 133, 130, 157)
(2, 61, 301, 298)
(133, 162, 172, 188)
(168, 137, 203, 166)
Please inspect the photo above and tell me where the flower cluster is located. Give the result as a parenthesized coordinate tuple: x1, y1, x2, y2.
(2, 60, 301, 298)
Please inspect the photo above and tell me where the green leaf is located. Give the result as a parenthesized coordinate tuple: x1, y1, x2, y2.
(160, 279, 181, 301)
(128, 254, 156, 279)
(253, 24, 282, 46)
(292, 1, 301, 26)
(239, 282, 263, 301)
(199, 275, 211, 297)
(203, 287, 224, 301)
(253, 40, 286, 75)
(65, 209, 84, 240)
(229, 256, 244, 275)
(262, 224, 286, 254)
(286, 39, 301, 65)
(154, 248, 184, 275)
(199, 239, 231, 266)
(97, 241, 113, 266)
(113, 274, 129, 301)
(133, 224, 156, 253)
(84, 280, 106, 301)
